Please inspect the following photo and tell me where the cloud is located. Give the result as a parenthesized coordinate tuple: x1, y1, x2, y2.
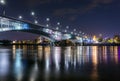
(53, 0, 113, 16)
(27, 0, 51, 6)
(27, 0, 85, 7)
(68, 15, 78, 21)
(98, 0, 113, 4)
(53, 8, 81, 16)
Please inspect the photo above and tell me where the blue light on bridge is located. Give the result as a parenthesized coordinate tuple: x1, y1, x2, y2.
(15, 23, 22, 30)
(14, 22, 29, 30)
(0, 17, 29, 31)
(22, 24, 29, 29)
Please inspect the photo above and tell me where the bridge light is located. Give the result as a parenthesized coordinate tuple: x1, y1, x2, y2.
(0, 0, 6, 15)
(64, 30, 67, 33)
(46, 18, 50, 28)
(66, 26, 69, 29)
(74, 33, 77, 35)
(0, 0, 5, 5)
(31, 11, 35, 16)
(46, 24, 49, 27)
(18, 15, 22, 19)
(46, 18, 50, 21)
(73, 29, 76, 32)
(34, 20, 38, 24)
(56, 22, 60, 30)
(12, 41, 16, 44)
(71, 32, 73, 34)
(56, 27, 59, 30)
(57, 22, 60, 25)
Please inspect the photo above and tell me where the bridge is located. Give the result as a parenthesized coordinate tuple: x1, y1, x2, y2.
(0, 15, 89, 43)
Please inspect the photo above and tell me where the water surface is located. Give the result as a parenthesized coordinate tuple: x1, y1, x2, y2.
(0, 45, 120, 81)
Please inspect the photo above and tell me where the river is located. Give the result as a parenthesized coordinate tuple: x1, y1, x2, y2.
(0, 45, 120, 81)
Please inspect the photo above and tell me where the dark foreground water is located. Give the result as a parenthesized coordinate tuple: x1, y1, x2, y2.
(0, 45, 120, 81)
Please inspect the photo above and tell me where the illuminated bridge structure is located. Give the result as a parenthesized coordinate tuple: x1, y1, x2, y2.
(0, 15, 88, 43)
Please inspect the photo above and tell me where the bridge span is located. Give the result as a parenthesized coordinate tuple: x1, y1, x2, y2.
(0, 15, 89, 43)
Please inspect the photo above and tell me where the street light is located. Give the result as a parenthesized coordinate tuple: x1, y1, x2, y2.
(34, 20, 38, 24)
(46, 18, 50, 21)
(18, 15, 22, 19)
(74, 33, 77, 35)
(46, 18, 50, 27)
(82, 32, 85, 35)
(46, 24, 49, 27)
(66, 26, 69, 29)
(0, 0, 5, 5)
(31, 11, 35, 16)
(64, 29, 67, 33)
(56, 27, 59, 30)
(65, 26, 69, 33)
(57, 22, 60, 25)
(56, 22, 61, 31)
(71, 32, 73, 34)
(74, 29, 76, 32)
(31, 11, 38, 24)
(0, 0, 6, 15)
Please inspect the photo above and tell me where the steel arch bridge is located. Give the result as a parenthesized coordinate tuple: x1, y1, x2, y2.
(0, 15, 85, 42)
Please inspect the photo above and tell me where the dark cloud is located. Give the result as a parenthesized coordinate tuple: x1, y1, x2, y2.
(27, 0, 51, 6)
(53, 0, 113, 16)
(27, 0, 82, 7)
(68, 15, 78, 21)
(99, 0, 113, 4)
(53, 8, 81, 16)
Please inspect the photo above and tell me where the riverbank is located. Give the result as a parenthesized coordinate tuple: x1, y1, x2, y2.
(0, 43, 120, 46)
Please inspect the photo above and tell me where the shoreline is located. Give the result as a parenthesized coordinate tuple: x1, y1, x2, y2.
(0, 43, 120, 46)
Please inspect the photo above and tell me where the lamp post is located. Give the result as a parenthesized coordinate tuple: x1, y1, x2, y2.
(0, 0, 6, 15)
(31, 11, 35, 16)
(34, 20, 38, 24)
(46, 18, 50, 27)
(31, 11, 38, 24)
(56, 22, 60, 31)
(65, 26, 69, 33)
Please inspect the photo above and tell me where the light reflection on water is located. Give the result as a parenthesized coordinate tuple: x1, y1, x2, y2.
(91, 46, 98, 81)
(0, 45, 120, 81)
(14, 49, 23, 81)
(0, 49, 10, 76)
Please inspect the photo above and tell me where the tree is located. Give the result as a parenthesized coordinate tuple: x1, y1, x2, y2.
(97, 37, 103, 42)
(113, 35, 120, 43)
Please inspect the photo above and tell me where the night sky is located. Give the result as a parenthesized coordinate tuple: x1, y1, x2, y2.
(0, 0, 120, 40)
